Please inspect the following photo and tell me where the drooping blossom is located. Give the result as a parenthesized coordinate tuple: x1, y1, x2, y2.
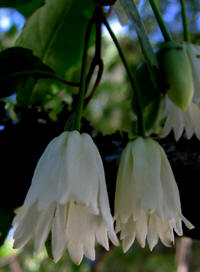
(114, 137, 194, 252)
(13, 131, 118, 265)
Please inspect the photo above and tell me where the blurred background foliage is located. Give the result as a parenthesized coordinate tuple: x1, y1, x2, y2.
(1, 236, 200, 272)
(0, 0, 200, 271)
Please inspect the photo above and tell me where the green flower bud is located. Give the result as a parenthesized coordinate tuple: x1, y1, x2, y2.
(158, 41, 194, 111)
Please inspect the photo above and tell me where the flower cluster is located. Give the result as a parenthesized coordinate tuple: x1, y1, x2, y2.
(7, 0, 198, 267)
(12, 131, 194, 264)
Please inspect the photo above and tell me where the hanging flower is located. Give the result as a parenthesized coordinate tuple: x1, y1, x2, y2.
(160, 96, 200, 141)
(12, 131, 118, 265)
(184, 43, 200, 103)
(114, 137, 194, 253)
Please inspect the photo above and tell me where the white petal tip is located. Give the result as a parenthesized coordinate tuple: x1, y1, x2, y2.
(74, 259, 82, 266)
(181, 215, 195, 230)
(52, 258, 58, 264)
(149, 244, 155, 251)
(149, 247, 153, 252)
(187, 224, 195, 230)
(137, 240, 146, 249)
(122, 246, 130, 253)
(52, 255, 61, 264)
(163, 240, 175, 248)
(109, 232, 119, 247)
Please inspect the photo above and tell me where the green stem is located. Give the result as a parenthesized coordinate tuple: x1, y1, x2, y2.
(102, 16, 145, 137)
(85, 59, 103, 108)
(85, 5, 103, 96)
(149, 0, 173, 42)
(71, 17, 94, 131)
(180, 0, 190, 41)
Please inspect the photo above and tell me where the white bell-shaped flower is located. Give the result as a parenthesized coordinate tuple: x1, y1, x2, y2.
(161, 96, 200, 141)
(114, 137, 194, 253)
(12, 131, 118, 265)
(185, 43, 200, 103)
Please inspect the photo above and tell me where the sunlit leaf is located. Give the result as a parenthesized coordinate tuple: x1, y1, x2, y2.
(16, 0, 95, 77)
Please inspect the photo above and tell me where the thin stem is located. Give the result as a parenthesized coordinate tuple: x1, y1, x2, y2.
(102, 16, 145, 136)
(180, 0, 190, 41)
(86, 58, 98, 91)
(0, 70, 80, 87)
(71, 15, 94, 131)
(86, 5, 103, 95)
(149, 0, 173, 42)
(85, 6, 104, 105)
(85, 59, 104, 108)
(95, 7, 102, 60)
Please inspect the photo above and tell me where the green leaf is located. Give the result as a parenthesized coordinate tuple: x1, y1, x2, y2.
(0, 47, 54, 99)
(16, 0, 95, 77)
(134, 63, 164, 133)
(0, 0, 45, 18)
(0, 239, 15, 258)
(17, 0, 45, 18)
(144, 95, 164, 133)
(16, 76, 36, 107)
(0, 0, 32, 7)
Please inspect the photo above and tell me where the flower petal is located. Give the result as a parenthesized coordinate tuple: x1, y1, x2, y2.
(51, 204, 67, 263)
(34, 202, 56, 253)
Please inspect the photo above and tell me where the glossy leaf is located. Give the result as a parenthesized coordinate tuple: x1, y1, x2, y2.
(0, 47, 54, 99)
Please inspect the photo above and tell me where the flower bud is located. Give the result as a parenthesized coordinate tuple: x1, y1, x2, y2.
(158, 41, 194, 111)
